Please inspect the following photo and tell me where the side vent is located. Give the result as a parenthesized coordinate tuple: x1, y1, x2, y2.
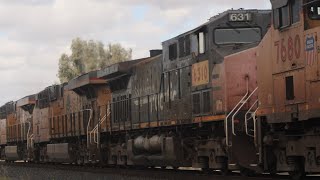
(202, 91, 211, 113)
(192, 93, 201, 115)
(285, 76, 294, 100)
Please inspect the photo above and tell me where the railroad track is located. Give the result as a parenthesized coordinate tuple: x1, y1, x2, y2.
(1, 162, 317, 180)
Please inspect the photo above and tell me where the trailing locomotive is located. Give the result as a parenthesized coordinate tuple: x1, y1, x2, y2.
(101, 9, 271, 171)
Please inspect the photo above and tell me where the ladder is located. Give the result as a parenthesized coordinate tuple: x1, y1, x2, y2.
(26, 119, 34, 149)
(245, 100, 259, 138)
(89, 104, 110, 148)
(225, 78, 258, 147)
(83, 109, 93, 148)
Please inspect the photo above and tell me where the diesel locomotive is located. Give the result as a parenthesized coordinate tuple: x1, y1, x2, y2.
(256, 0, 320, 179)
(2, 1, 320, 179)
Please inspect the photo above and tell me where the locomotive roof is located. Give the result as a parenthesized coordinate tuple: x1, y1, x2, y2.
(16, 94, 36, 107)
(0, 101, 15, 117)
(65, 57, 147, 91)
(97, 57, 148, 80)
(132, 54, 162, 67)
(162, 9, 271, 44)
(65, 70, 106, 91)
(36, 84, 61, 96)
(270, 0, 288, 9)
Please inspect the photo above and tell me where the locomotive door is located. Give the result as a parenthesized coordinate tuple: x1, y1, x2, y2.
(273, 68, 306, 123)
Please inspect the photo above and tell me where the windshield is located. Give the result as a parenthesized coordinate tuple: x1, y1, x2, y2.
(214, 28, 261, 45)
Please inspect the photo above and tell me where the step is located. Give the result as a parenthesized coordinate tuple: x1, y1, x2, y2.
(228, 163, 239, 170)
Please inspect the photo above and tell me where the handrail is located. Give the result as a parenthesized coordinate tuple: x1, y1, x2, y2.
(245, 99, 259, 137)
(96, 104, 110, 147)
(90, 103, 111, 147)
(232, 87, 258, 136)
(92, 113, 107, 133)
(89, 104, 110, 148)
(26, 119, 32, 148)
(94, 115, 107, 143)
(253, 107, 259, 146)
(22, 113, 25, 141)
(225, 79, 249, 147)
(90, 115, 107, 143)
(29, 134, 34, 148)
(90, 113, 101, 144)
(82, 109, 93, 148)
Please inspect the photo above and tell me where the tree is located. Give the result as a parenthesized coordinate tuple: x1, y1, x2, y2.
(58, 38, 132, 83)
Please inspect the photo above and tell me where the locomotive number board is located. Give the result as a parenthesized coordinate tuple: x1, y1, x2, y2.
(192, 60, 209, 86)
(229, 13, 252, 22)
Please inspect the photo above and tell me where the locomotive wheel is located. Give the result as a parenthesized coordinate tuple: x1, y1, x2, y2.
(289, 165, 305, 180)
(76, 156, 84, 166)
(289, 171, 305, 180)
(240, 167, 255, 177)
(202, 168, 213, 174)
(220, 166, 230, 176)
(288, 157, 306, 180)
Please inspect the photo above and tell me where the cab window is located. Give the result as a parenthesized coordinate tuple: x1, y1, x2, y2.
(178, 35, 191, 58)
(169, 43, 177, 61)
(292, 0, 301, 23)
(214, 28, 261, 44)
(198, 32, 205, 54)
(304, 0, 320, 29)
(273, 0, 301, 29)
(307, 2, 320, 19)
(280, 6, 290, 27)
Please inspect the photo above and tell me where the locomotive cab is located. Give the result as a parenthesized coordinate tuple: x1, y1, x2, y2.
(262, 0, 320, 122)
(162, 9, 271, 173)
(304, 0, 320, 29)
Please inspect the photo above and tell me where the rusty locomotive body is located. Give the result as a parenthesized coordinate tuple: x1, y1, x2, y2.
(255, 0, 320, 179)
(0, 8, 271, 173)
(3, 3, 320, 179)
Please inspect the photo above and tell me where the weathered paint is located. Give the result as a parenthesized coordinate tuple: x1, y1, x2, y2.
(224, 47, 258, 112)
(0, 119, 6, 145)
(192, 60, 209, 86)
(256, 0, 320, 122)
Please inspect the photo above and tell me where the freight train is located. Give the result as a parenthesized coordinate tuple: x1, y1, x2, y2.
(0, 1, 319, 179)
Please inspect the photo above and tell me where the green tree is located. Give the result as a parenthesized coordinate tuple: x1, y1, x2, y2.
(58, 38, 132, 83)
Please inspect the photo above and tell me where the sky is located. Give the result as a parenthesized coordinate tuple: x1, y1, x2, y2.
(0, 0, 271, 105)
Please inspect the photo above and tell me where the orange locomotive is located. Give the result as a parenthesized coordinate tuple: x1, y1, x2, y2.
(255, 0, 320, 179)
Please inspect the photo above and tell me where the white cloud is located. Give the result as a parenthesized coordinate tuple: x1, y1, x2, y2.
(0, 0, 271, 105)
